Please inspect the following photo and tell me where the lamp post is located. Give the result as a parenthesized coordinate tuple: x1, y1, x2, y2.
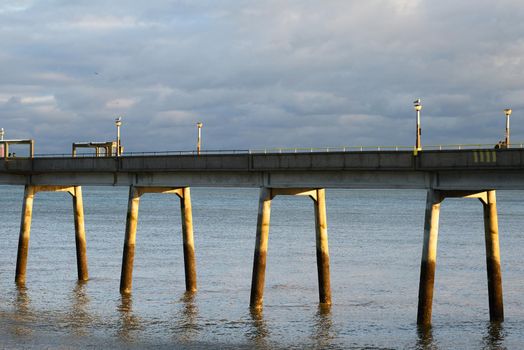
(414, 99, 422, 150)
(115, 117, 122, 156)
(0, 128, 4, 158)
(504, 108, 512, 148)
(197, 122, 203, 155)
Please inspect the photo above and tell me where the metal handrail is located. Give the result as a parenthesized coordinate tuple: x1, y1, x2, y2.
(30, 143, 524, 158)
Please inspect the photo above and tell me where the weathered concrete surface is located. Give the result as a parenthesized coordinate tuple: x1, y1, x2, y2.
(2, 149, 524, 189)
(120, 186, 140, 294)
(314, 188, 331, 305)
(15, 186, 35, 285)
(14, 185, 89, 285)
(249, 187, 332, 309)
(250, 187, 272, 309)
(119, 186, 198, 294)
(72, 186, 89, 281)
(482, 191, 504, 322)
(179, 187, 197, 293)
(417, 189, 505, 325)
(417, 190, 442, 325)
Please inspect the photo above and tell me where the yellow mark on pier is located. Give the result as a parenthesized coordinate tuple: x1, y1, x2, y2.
(473, 150, 497, 163)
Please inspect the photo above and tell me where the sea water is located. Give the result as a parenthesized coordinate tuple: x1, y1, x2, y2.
(0, 185, 523, 349)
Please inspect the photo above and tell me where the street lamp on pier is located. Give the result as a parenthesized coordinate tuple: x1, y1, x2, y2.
(197, 122, 203, 155)
(414, 99, 422, 150)
(0, 128, 4, 158)
(115, 117, 122, 156)
(504, 108, 512, 148)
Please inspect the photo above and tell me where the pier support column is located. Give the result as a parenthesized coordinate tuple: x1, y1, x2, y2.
(179, 187, 197, 292)
(120, 186, 141, 294)
(119, 186, 198, 294)
(417, 190, 442, 325)
(416, 189, 504, 325)
(314, 189, 331, 305)
(15, 185, 36, 285)
(72, 186, 89, 281)
(15, 185, 89, 285)
(482, 190, 504, 322)
(250, 187, 272, 309)
(249, 187, 331, 309)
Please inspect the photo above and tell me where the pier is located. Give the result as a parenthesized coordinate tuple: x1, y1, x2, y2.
(2, 147, 524, 324)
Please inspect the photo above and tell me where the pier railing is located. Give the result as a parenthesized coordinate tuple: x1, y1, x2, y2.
(31, 143, 524, 158)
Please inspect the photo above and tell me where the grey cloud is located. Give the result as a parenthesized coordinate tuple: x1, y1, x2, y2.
(1, 1, 524, 153)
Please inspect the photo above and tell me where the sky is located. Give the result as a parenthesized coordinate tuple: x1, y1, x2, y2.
(1, 0, 524, 154)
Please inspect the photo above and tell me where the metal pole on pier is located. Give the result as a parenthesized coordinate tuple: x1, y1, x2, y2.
(504, 108, 512, 147)
(197, 122, 203, 155)
(414, 99, 422, 150)
(0, 128, 4, 157)
(115, 117, 122, 156)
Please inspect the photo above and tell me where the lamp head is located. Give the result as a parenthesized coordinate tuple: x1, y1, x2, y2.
(115, 117, 122, 127)
(504, 108, 512, 117)
(197, 122, 203, 128)
(414, 99, 422, 111)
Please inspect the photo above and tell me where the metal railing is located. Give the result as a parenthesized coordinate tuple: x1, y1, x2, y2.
(33, 149, 251, 158)
(31, 143, 524, 158)
(249, 143, 524, 154)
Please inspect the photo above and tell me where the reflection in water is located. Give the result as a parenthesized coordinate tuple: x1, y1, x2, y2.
(312, 304, 334, 349)
(66, 281, 92, 336)
(482, 321, 506, 350)
(11, 285, 34, 337)
(172, 292, 200, 342)
(247, 308, 269, 347)
(117, 294, 143, 342)
(416, 324, 438, 350)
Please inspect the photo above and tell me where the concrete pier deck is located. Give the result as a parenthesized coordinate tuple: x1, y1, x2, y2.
(0, 148, 523, 190)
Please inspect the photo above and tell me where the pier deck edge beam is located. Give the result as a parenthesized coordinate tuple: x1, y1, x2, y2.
(119, 186, 197, 294)
(249, 187, 331, 309)
(15, 185, 88, 285)
(417, 189, 503, 325)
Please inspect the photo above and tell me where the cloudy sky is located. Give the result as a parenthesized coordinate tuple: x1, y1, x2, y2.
(1, 0, 523, 154)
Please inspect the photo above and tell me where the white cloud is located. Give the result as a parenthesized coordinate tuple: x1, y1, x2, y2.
(55, 15, 144, 31)
(19, 95, 55, 105)
(0, 0, 33, 14)
(105, 98, 138, 109)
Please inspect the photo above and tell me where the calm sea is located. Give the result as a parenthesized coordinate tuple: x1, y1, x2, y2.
(1, 185, 524, 349)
